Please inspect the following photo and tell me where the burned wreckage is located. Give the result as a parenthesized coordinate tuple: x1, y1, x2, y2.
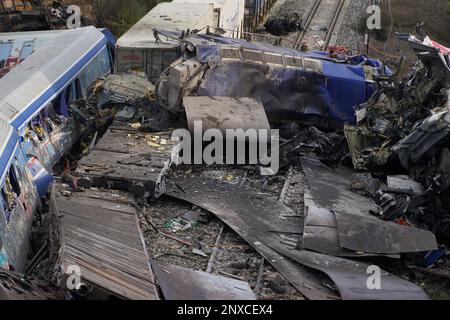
(1, 24, 450, 300)
(0, 0, 89, 32)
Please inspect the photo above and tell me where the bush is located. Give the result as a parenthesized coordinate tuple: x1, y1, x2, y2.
(91, 0, 165, 36)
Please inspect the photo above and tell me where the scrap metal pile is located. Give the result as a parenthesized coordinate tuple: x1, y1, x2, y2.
(345, 34, 450, 242)
(150, 30, 450, 300)
(6, 31, 450, 301)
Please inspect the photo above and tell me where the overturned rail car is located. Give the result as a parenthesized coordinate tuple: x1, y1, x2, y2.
(0, 27, 115, 273)
(156, 32, 392, 127)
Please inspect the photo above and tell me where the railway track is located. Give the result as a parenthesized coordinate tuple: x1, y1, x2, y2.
(294, 0, 347, 50)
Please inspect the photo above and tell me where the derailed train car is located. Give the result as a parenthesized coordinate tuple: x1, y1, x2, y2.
(156, 31, 393, 128)
(0, 26, 115, 272)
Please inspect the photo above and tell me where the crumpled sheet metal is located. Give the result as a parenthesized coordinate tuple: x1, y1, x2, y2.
(268, 242, 429, 300)
(166, 175, 338, 300)
(152, 260, 256, 300)
(166, 175, 428, 300)
(394, 108, 450, 169)
(302, 186, 400, 258)
(98, 71, 155, 105)
(334, 212, 438, 254)
(301, 155, 437, 255)
(183, 96, 271, 134)
(303, 186, 359, 257)
(300, 155, 379, 216)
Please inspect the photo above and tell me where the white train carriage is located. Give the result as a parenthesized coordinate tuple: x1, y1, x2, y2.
(115, 1, 215, 82)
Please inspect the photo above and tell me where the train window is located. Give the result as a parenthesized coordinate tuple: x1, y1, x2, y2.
(31, 115, 46, 142)
(8, 165, 21, 198)
(40, 109, 56, 134)
(79, 47, 112, 94)
(53, 93, 69, 118)
(1, 187, 12, 223)
(75, 79, 83, 99)
(19, 41, 34, 60)
(214, 10, 221, 29)
(0, 42, 13, 68)
(1, 168, 20, 223)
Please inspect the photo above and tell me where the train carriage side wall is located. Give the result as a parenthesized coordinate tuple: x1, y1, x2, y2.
(115, 47, 179, 82)
(115, 2, 214, 82)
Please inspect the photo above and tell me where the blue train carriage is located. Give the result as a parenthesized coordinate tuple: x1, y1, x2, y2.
(0, 118, 38, 272)
(156, 32, 393, 126)
(0, 26, 115, 272)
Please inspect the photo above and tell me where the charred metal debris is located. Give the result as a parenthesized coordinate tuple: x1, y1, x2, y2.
(0, 1, 91, 32)
(4, 30, 450, 300)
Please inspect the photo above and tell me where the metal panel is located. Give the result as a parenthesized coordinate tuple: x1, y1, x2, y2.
(152, 261, 256, 300)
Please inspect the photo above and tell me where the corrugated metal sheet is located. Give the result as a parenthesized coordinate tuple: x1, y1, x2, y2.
(0, 27, 107, 128)
(116, 2, 214, 49)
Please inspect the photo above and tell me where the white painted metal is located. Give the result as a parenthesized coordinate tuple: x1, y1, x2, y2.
(116, 2, 214, 49)
(173, 0, 245, 38)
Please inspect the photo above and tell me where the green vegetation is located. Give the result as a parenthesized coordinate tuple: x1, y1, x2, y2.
(92, 0, 169, 36)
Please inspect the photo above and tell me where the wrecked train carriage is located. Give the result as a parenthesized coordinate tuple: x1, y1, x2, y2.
(156, 32, 392, 128)
(0, 27, 115, 272)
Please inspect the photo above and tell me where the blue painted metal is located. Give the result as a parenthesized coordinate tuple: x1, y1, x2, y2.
(27, 156, 53, 198)
(11, 38, 108, 129)
(0, 130, 18, 187)
(193, 34, 391, 123)
(0, 28, 116, 272)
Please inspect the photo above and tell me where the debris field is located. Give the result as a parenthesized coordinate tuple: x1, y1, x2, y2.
(1, 1, 450, 301)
